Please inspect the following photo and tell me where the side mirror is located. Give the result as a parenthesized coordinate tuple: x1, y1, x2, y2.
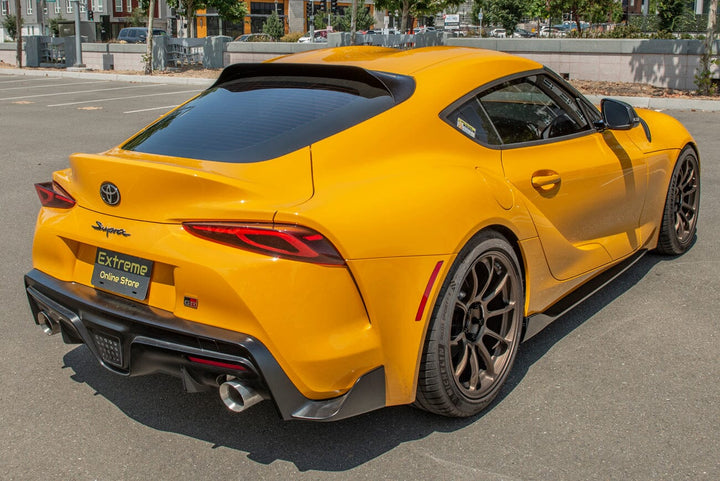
(596, 98, 641, 131)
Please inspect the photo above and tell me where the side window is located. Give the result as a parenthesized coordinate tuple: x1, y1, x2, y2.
(479, 75, 591, 145)
(445, 97, 501, 145)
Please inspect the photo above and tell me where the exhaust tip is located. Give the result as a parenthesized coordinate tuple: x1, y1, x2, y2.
(37, 311, 60, 336)
(219, 379, 264, 413)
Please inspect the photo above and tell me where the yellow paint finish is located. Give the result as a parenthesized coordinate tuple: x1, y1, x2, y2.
(30, 47, 699, 408)
(347, 255, 452, 405)
(63, 149, 313, 223)
(502, 131, 648, 280)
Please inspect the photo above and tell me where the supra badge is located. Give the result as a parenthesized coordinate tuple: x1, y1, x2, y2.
(100, 182, 121, 206)
(92, 221, 131, 237)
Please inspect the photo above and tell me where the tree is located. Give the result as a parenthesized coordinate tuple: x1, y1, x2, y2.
(473, 0, 524, 33)
(696, 0, 718, 95)
(374, 0, 463, 33)
(318, 4, 374, 31)
(263, 10, 284, 40)
(522, 0, 621, 34)
(2, 14, 22, 41)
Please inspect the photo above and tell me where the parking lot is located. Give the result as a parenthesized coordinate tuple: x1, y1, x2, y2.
(1, 74, 719, 480)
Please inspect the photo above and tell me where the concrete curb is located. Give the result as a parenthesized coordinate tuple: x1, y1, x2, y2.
(584, 95, 720, 112)
(3, 67, 720, 111)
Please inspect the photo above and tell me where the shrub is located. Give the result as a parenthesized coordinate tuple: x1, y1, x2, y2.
(280, 32, 304, 42)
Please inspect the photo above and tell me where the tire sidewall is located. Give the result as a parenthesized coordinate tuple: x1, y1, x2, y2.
(424, 233, 524, 416)
(659, 146, 700, 254)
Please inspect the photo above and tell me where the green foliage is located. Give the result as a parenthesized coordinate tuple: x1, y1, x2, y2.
(333, 7, 374, 31)
(280, 32, 304, 42)
(695, 51, 719, 95)
(474, 0, 524, 32)
(262, 10, 283, 40)
(216, 0, 249, 23)
(658, 0, 686, 32)
(627, 14, 661, 33)
(375, 0, 463, 32)
(2, 14, 22, 41)
(49, 16, 65, 37)
(128, 6, 148, 27)
(313, 5, 373, 31)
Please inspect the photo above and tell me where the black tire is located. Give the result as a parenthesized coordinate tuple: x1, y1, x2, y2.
(415, 232, 524, 417)
(656, 146, 700, 255)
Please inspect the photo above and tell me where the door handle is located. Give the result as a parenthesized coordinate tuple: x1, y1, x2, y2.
(531, 172, 561, 191)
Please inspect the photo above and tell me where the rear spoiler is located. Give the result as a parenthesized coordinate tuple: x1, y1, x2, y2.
(211, 63, 415, 105)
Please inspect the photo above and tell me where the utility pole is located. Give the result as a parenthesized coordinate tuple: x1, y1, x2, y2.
(70, 0, 84, 67)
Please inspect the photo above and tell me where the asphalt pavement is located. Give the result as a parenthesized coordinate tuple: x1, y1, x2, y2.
(0, 72, 718, 481)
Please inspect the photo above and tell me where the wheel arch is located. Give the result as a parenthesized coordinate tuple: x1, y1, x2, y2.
(412, 223, 527, 380)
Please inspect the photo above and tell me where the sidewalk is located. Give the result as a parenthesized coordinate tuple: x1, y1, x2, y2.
(3, 65, 720, 111)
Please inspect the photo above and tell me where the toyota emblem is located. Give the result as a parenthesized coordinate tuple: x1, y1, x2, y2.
(100, 182, 121, 206)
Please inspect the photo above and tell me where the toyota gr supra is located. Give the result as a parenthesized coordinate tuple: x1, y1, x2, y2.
(25, 46, 700, 420)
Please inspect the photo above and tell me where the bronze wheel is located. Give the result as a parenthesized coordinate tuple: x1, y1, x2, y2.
(657, 147, 700, 255)
(416, 232, 523, 417)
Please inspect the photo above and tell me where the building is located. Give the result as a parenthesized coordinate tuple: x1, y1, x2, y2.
(0, 0, 172, 42)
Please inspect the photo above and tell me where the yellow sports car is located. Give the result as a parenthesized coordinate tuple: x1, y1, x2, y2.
(25, 46, 700, 420)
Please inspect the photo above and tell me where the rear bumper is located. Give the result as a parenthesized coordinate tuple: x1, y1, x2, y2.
(24, 269, 386, 421)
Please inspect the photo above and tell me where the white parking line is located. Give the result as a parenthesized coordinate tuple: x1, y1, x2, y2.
(124, 105, 179, 114)
(48, 89, 200, 107)
(0, 80, 111, 91)
(0, 83, 167, 101)
(0, 77, 61, 84)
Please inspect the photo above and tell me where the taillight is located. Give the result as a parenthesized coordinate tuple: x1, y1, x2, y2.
(183, 222, 346, 266)
(34, 182, 76, 208)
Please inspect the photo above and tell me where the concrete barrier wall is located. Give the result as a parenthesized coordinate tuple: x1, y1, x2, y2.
(224, 42, 326, 65)
(3, 38, 718, 90)
(448, 38, 720, 90)
(0, 43, 24, 65)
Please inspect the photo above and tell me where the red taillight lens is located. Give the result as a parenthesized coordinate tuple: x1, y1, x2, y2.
(34, 182, 76, 208)
(183, 223, 346, 266)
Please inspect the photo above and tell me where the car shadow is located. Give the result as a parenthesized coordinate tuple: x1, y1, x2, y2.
(500, 251, 671, 400)
(60, 251, 675, 471)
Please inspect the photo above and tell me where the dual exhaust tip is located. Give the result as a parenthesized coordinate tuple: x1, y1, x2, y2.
(38, 308, 264, 414)
(37, 311, 60, 336)
(219, 379, 264, 413)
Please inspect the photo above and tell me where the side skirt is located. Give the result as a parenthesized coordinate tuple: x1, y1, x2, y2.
(522, 249, 647, 342)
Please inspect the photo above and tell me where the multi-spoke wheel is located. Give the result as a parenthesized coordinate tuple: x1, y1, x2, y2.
(656, 146, 700, 255)
(416, 232, 523, 417)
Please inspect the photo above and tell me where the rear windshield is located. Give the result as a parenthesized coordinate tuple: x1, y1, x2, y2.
(122, 67, 413, 163)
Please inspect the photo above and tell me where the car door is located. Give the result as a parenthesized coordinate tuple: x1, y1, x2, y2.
(482, 74, 648, 280)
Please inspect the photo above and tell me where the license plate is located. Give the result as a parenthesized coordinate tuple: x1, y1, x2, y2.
(91, 248, 153, 301)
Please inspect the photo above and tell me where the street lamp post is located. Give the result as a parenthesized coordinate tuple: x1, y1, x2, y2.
(70, 0, 84, 67)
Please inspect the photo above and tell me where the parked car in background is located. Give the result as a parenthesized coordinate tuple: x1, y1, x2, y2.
(234, 33, 274, 42)
(117, 27, 167, 43)
(539, 26, 568, 37)
(513, 27, 537, 38)
(298, 29, 330, 43)
(490, 28, 507, 38)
